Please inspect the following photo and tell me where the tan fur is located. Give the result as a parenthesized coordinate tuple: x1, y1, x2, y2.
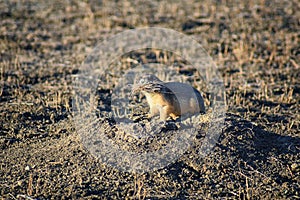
(133, 74, 205, 121)
(143, 92, 180, 121)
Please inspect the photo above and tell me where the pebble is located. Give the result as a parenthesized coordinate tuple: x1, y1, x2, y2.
(291, 163, 298, 172)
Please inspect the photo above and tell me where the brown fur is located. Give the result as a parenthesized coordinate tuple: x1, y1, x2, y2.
(143, 91, 180, 121)
(133, 74, 205, 121)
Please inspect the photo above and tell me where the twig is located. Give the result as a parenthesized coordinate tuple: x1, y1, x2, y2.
(16, 194, 36, 200)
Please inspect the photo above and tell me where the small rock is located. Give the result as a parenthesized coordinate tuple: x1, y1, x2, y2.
(25, 165, 30, 171)
(17, 180, 23, 186)
(291, 163, 298, 172)
(237, 135, 243, 140)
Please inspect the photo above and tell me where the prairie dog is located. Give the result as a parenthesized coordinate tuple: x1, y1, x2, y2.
(132, 74, 205, 121)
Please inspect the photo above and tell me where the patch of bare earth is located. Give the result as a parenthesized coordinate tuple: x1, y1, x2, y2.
(0, 0, 299, 199)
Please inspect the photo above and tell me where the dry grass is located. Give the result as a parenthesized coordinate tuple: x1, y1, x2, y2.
(0, 0, 299, 199)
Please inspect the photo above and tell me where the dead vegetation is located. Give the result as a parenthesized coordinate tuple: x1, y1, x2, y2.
(0, 0, 299, 199)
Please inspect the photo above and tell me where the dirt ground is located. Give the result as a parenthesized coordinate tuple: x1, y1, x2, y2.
(0, 0, 299, 199)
